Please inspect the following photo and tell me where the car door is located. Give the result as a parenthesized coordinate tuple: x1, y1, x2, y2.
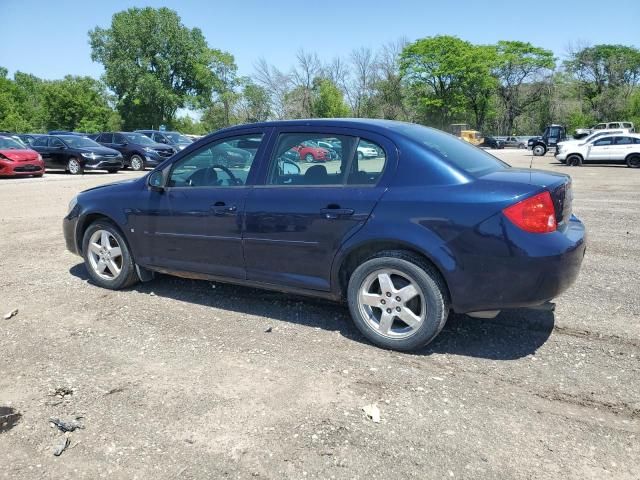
(48, 137, 68, 167)
(610, 136, 634, 160)
(32, 136, 54, 167)
(587, 137, 614, 162)
(136, 130, 268, 278)
(243, 127, 395, 291)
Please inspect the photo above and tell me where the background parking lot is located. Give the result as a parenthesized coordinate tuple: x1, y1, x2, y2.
(1, 150, 639, 479)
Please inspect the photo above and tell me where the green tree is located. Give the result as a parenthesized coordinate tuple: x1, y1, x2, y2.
(311, 78, 350, 118)
(89, 7, 221, 129)
(565, 44, 640, 120)
(492, 41, 555, 134)
(41, 76, 114, 132)
(400, 36, 479, 128)
(237, 80, 271, 123)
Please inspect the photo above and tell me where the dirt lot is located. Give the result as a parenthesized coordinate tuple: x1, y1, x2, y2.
(1, 152, 639, 479)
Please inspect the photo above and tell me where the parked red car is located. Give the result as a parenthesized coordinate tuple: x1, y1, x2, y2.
(291, 141, 330, 162)
(0, 136, 45, 177)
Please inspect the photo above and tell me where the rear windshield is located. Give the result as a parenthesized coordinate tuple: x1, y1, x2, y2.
(394, 123, 509, 176)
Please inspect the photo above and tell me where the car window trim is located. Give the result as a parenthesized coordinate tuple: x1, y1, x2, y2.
(164, 128, 271, 190)
(259, 128, 390, 188)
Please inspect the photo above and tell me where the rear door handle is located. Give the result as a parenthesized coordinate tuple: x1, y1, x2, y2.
(320, 207, 354, 219)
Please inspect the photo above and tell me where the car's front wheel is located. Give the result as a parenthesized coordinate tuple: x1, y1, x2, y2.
(82, 220, 139, 290)
(347, 251, 449, 351)
(130, 155, 145, 171)
(532, 145, 546, 156)
(567, 154, 583, 167)
(67, 158, 83, 175)
(304, 153, 314, 163)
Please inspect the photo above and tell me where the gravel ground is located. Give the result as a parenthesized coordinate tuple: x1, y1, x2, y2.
(1, 152, 639, 479)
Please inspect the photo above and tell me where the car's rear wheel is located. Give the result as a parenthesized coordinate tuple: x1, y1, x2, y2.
(82, 220, 139, 290)
(532, 145, 546, 156)
(130, 155, 145, 171)
(347, 251, 449, 351)
(518, 143, 525, 149)
(67, 158, 83, 175)
(626, 154, 640, 168)
(107, 169, 119, 174)
(567, 154, 583, 167)
(304, 153, 314, 163)
(357, 151, 364, 161)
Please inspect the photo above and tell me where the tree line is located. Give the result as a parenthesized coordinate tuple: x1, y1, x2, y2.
(1, 7, 639, 136)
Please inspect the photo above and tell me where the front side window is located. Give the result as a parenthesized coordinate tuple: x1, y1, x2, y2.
(33, 136, 48, 147)
(168, 133, 263, 188)
(99, 133, 113, 143)
(266, 133, 386, 186)
(593, 137, 613, 146)
(50, 137, 65, 148)
(614, 137, 633, 145)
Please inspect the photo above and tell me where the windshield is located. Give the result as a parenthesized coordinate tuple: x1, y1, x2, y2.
(0, 137, 27, 149)
(165, 132, 192, 144)
(124, 133, 156, 145)
(394, 123, 509, 176)
(583, 130, 622, 143)
(59, 136, 102, 148)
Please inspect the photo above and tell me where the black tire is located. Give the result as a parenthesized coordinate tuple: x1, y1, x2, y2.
(107, 169, 119, 174)
(304, 153, 314, 163)
(626, 154, 640, 168)
(82, 220, 139, 290)
(347, 251, 449, 351)
(67, 158, 84, 175)
(567, 154, 582, 167)
(130, 154, 145, 171)
(518, 143, 525, 149)
(357, 151, 364, 161)
(532, 145, 546, 156)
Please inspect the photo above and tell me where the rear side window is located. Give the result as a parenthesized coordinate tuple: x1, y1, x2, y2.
(393, 124, 508, 176)
(266, 133, 386, 186)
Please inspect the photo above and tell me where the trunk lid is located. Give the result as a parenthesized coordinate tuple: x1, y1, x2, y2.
(479, 168, 573, 226)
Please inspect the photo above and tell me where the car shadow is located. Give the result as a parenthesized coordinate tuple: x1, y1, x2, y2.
(69, 264, 554, 360)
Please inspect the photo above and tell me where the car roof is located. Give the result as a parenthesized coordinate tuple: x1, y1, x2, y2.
(213, 118, 439, 138)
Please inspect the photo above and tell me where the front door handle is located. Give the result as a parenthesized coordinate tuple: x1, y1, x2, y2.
(211, 202, 237, 216)
(320, 207, 354, 219)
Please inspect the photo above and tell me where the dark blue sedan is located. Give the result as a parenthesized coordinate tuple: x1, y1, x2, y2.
(63, 119, 586, 351)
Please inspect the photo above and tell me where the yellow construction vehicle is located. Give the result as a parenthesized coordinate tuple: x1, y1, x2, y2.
(450, 124, 484, 146)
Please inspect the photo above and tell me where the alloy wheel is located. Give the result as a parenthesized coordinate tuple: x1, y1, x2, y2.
(87, 229, 123, 280)
(130, 156, 144, 171)
(68, 159, 81, 174)
(358, 268, 426, 339)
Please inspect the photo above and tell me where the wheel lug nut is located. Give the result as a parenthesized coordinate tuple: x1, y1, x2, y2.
(386, 292, 391, 297)
(396, 296, 401, 302)
(381, 299, 386, 305)
(396, 307, 401, 312)
(386, 308, 392, 314)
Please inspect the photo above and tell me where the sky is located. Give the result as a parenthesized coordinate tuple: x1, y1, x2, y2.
(1, 0, 639, 81)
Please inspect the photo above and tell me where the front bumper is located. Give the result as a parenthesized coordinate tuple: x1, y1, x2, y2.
(448, 215, 587, 313)
(63, 211, 80, 256)
(84, 157, 124, 170)
(0, 160, 45, 176)
(555, 151, 567, 161)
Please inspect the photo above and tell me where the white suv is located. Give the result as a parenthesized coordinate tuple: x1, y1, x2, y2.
(556, 133, 640, 167)
(575, 121, 635, 137)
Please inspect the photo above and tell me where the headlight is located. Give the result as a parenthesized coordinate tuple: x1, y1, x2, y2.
(37, 154, 42, 161)
(81, 152, 96, 159)
(68, 195, 78, 214)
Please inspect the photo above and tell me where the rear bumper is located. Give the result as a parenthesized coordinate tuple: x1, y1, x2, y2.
(449, 215, 587, 313)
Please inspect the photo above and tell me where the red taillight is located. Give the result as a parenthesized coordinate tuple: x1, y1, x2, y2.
(503, 191, 557, 233)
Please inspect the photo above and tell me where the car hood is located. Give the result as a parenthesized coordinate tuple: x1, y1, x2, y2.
(79, 146, 122, 155)
(0, 149, 40, 161)
(79, 176, 142, 195)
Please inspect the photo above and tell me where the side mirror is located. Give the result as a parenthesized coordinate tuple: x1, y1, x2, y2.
(148, 170, 165, 192)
